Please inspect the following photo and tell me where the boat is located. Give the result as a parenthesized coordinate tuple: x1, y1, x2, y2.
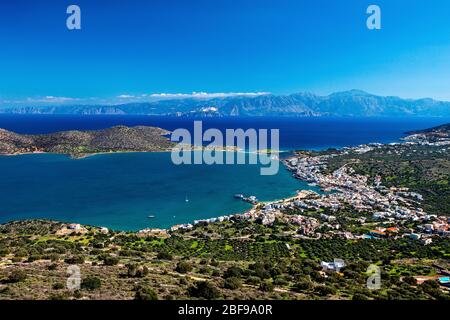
(234, 194, 244, 199)
(243, 195, 258, 204)
(185, 194, 189, 203)
(147, 215, 156, 219)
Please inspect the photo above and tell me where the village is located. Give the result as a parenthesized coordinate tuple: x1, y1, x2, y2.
(148, 139, 449, 247)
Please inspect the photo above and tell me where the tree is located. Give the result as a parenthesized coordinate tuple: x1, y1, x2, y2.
(188, 281, 221, 299)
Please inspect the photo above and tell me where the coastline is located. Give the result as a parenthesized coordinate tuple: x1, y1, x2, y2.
(0, 148, 300, 232)
(0, 161, 317, 235)
(1, 119, 446, 233)
(0, 145, 248, 158)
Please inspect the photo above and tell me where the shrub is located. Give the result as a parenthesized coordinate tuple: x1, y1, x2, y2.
(64, 255, 84, 264)
(403, 276, 417, 286)
(0, 286, 12, 295)
(224, 266, 243, 279)
(157, 251, 173, 260)
(293, 280, 313, 292)
(48, 263, 58, 271)
(188, 281, 221, 299)
(314, 285, 336, 296)
(273, 276, 289, 286)
(126, 263, 149, 278)
(134, 286, 158, 300)
(223, 277, 242, 290)
(52, 282, 65, 290)
(8, 270, 27, 283)
(26, 255, 41, 263)
(259, 281, 274, 292)
(176, 261, 193, 273)
(0, 247, 10, 256)
(102, 255, 119, 266)
(49, 254, 60, 262)
(48, 292, 70, 300)
(246, 276, 261, 285)
(210, 260, 220, 267)
(81, 276, 101, 290)
(211, 270, 221, 277)
(352, 293, 369, 300)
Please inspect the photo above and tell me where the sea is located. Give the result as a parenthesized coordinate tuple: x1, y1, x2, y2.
(0, 115, 448, 231)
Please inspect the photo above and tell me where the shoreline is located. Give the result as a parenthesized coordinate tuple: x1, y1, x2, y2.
(0, 168, 319, 235)
(0, 147, 287, 161)
(1, 127, 441, 233)
(0, 148, 299, 232)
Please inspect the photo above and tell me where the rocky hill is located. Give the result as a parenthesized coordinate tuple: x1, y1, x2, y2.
(405, 123, 450, 142)
(0, 126, 174, 157)
(408, 123, 450, 136)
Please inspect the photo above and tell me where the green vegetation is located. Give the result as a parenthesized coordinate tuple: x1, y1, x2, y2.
(0, 126, 175, 158)
(81, 276, 102, 291)
(325, 144, 449, 215)
(0, 219, 447, 300)
(134, 285, 158, 300)
(188, 281, 221, 299)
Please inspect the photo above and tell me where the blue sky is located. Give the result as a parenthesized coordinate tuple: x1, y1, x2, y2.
(1, 0, 450, 106)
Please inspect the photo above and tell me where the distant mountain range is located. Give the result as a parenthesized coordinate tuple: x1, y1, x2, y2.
(2, 90, 450, 117)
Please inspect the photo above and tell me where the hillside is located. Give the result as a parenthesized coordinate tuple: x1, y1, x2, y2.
(404, 123, 450, 143)
(0, 216, 448, 300)
(2, 90, 450, 117)
(408, 123, 450, 136)
(0, 126, 174, 157)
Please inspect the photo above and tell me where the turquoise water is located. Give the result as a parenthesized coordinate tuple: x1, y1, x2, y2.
(1, 115, 448, 231)
(0, 152, 314, 231)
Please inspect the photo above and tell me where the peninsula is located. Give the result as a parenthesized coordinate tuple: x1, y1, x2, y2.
(0, 125, 175, 158)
